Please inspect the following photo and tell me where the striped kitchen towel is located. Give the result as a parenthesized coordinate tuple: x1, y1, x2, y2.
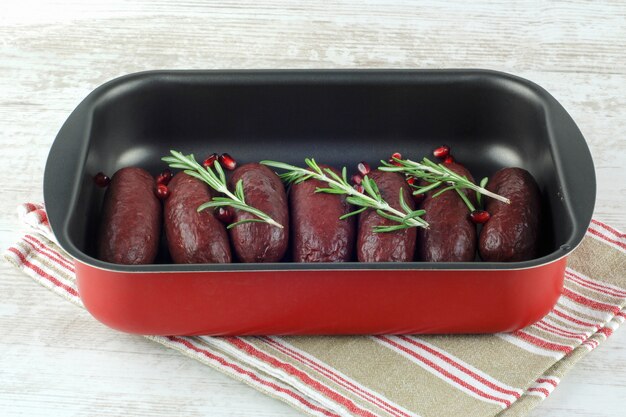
(4, 203, 626, 417)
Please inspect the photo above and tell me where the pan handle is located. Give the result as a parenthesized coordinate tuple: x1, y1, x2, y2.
(544, 93, 596, 251)
(43, 104, 93, 248)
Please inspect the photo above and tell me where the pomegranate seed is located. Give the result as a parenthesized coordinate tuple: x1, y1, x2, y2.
(470, 210, 491, 224)
(406, 177, 416, 185)
(353, 184, 364, 194)
(444, 155, 454, 164)
(214, 206, 234, 224)
(357, 161, 371, 176)
(155, 183, 170, 200)
(202, 153, 219, 168)
(351, 174, 363, 185)
(156, 169, 172, 185)
(219, 153, 237, 170)
(94, 172, 110, 187)
(433, 145, 450, 159)
(389, 152, 403, 166)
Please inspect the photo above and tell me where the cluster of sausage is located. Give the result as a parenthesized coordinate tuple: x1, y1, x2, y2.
(97, 161, 541, 265)
(418, 162, 541, 262)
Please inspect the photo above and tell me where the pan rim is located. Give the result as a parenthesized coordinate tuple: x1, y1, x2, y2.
(44, 68, 595, 273)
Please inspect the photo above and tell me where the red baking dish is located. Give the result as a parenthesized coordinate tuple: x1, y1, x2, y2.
(43, 70, 595, 335)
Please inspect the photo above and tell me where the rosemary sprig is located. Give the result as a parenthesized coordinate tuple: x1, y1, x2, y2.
(260, 158, 429, 232)
(379, 157, 510, 205)
(162, 150, 283, 229)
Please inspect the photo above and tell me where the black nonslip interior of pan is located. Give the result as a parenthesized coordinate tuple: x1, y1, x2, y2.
(44, 70, 595, 271)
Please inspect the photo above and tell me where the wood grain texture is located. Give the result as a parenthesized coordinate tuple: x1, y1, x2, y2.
(0, 1, 624, 416)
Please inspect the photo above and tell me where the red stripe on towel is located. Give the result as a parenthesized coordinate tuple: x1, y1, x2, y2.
(167, 336, 339, 417)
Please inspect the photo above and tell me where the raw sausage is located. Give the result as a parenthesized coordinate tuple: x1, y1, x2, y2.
(228, 163, 289, 262)
(357, 170, 416, 262)
(97, 167, 161, 264)
(417, 162, 477, 262)
(479, 167, 541, 262)
(290, 165, 356, 262)
(164, 172, 231, 264)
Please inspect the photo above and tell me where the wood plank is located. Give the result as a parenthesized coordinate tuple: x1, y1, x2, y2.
(0, 1, 624, 416)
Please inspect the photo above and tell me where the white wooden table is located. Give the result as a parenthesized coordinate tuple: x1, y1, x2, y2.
(1, 1, 624, 416)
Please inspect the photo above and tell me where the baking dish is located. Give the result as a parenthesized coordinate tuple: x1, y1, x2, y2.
(44, 70, 595, 335)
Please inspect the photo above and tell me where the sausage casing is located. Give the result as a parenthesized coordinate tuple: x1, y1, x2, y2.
(97, 167, 161, 265)
(479, 167, 541, 262)
(164, 172, 232, 264)
(290, 165, 356, 262)
(228, 163, 289, 262)
(357, 170, 417, 262)
(417, 162, 477, 262)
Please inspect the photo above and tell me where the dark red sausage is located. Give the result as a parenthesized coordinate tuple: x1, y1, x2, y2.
(228, 163, 289, 263)
(417, 162, 477, 262)
(290, 165, 356, 262)
(479, 168, 541, 262)
(164, 172, 231, 264)
(97, 167, 161, 264)
(357, 170, 417, 262)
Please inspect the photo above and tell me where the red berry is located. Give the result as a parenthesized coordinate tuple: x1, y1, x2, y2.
(389, 152, 403, 166)
(433, 145, 450, 159)
(215, 206, 234, 224)
(94, 172, 110, 187)
(155, 183, 170, 200)
(218, 153, 237, 170)
(156, 169, 172, 185)
(444, 155, 454, 164)
(351, 174, 363, 185)
(202, 153, 219, 168)
(406, 177, 416, 185)
(353, 184, 364, 194)
(357, 161, 371, 176)
(470, 210, 490, 224)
